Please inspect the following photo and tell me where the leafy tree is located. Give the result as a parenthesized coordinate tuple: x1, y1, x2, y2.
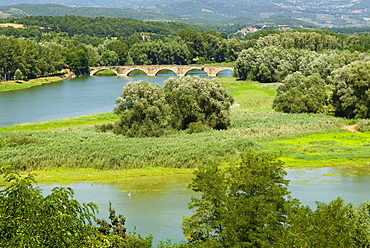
(273, 72, 328, 114)
(332, 60, 370, 119)
(182, 152, 296, 247)
(201, 33, 226, 63)
(0, 166, 98, 248)
(66, 45, 90, 75)
(114, 81, 172, 137)
(178, 29, 205, 63)
(105, 39, 129, 65)
(164, 76, 234, 130)
(127, 41, 190, 65)
(101, 50, 119, 66)
(284, 198, 370, 247)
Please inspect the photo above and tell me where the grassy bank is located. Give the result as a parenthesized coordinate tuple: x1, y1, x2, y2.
(1, 77, 364, 181)
(0, 75, 68, 92)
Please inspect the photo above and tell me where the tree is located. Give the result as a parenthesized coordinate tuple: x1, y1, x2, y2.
(164, 76, 234, 130)
(182, 152, 296, 247)
(0, 166, 153, 247)
(114, 81, 172, 137)
(101, 50, 119, 66)
(113, 77, 233, 137)
(331, 60, 370, 119)
(66, 45, 89, 75)
(283, 198, 370, 247)
(0, 166, 98, 247)
(273, 72, 328, 114)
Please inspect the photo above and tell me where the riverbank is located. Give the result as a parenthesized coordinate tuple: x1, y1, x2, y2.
(0, 72, 73, 92)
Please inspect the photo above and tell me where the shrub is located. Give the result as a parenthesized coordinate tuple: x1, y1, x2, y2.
(8, 136, 36, 145)
(273, 72, 328, 114)
(355, 119, 370, 132)
(95, 122, 114, 132)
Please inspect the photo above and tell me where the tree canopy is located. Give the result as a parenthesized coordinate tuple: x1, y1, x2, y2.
(113, 76, 234, 137)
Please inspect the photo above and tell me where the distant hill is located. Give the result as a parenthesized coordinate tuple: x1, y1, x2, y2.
(0, 0, 368, 27)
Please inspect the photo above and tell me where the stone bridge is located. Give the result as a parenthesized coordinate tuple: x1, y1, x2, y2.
(90, 65, 233, 77)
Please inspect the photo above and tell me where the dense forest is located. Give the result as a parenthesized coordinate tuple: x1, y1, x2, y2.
(0, 15, 370, 81)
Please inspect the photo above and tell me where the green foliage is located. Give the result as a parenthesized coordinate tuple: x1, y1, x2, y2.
(183, 152, 295, 247)
(273, 72, 328, 114)
(95, 122, 114, 132)
(355, 119, 370, 132)
(128, 41, 191, 65)
(8, 135, 36, 145)
(66, 45, 89, 75)
(0, 166, 98, 247)
(183, 152, 370, 247)
(0, 37, 65, 80)
(164, 76, 234, 130)
(284, 198, 370, 247)
(114, 77, 234, 137)
(332, 60, 370, 119)
(114, 81, 172, 137)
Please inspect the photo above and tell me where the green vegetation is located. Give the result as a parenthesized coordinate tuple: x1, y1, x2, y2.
(0, 77, 353, 173)
(181, 152, 370, 247)
(0, 75, 67, 92)
(0, 167, 153, 247)
(113, 77, 234, 137)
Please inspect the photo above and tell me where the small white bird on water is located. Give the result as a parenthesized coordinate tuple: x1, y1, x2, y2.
(128, 192, 131, 197)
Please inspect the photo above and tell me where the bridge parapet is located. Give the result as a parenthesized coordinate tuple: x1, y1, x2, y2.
(90, 65, 233, 77)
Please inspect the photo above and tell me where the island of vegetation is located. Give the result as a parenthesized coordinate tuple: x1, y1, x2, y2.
(1, 14, 370, 247)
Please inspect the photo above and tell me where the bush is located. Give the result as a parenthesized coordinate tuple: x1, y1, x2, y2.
(95, 122, 114, 132)
(164, 76, 234, 131)
(355, 119, 370, 132)
(8, 136, 36, 145)
(332, 61, 370, 119)
(114, 81, 172, 137)
(273, 72, 328, 114)
(113, 77, 234, 137)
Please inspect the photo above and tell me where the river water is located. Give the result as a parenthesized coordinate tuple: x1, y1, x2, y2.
(40, 166, 370, 244)
(2, 71, 370, 244)
(0, 69, 231, 127)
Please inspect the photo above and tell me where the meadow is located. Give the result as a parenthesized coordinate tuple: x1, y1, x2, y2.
(1, 77, 368, 182)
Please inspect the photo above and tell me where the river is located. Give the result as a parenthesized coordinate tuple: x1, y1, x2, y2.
(40, 166, 370, 244)
(0, 69, 231, 127)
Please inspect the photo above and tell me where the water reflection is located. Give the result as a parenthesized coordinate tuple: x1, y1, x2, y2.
(39, 167, 370, 244)
(41, 175, 197, 244)
(0, 71, 229, 127)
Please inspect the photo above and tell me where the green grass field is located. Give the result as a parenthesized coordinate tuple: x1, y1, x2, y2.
(1, 77, 368, 182)
(0, 75, 67, 92)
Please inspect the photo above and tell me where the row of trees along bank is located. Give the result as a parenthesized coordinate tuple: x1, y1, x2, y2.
(1, 15, 370, 79)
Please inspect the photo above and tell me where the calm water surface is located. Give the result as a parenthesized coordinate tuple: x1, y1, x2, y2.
(41, 167, 370, 244)
(0, 69, 232, 127)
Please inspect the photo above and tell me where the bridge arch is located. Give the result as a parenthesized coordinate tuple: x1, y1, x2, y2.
(184, 68, 208, 76)
(126, 68, 148, 76)
(90, 68, 118, 76)
(154, 68, 177, 76)
(216, 69, 233, 77)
